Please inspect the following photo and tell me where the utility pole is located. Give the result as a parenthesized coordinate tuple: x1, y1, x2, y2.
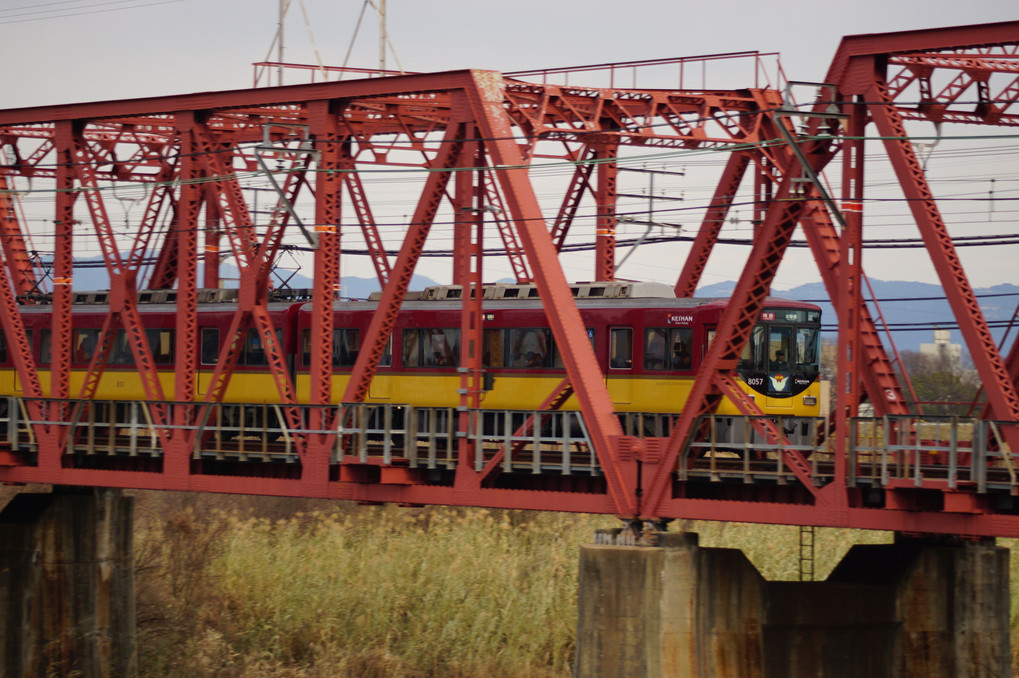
(379, 0, 387, 74)
(277, 0, 287, 85)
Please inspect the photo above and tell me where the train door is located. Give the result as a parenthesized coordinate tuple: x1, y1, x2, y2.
(765, 325, 795, 412)
(606, 327, 633, 405)
(367, 334, 393, 400)
(198, 328, 218, 396)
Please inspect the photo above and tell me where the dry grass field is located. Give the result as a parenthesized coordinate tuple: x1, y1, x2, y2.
(135, 492, 1004, 678)
(2, 485, 1013, 675)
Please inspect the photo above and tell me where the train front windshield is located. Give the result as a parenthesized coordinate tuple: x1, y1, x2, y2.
(738, 308, 821, 398)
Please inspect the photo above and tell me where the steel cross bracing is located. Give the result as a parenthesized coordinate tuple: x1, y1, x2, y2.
(0, 22, 1019, 536)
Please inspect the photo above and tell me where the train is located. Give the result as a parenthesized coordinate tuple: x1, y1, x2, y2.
(1, 281, 823, 444)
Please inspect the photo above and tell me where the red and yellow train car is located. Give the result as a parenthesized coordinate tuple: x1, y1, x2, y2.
(291, 282, 823, 440)
(2, 282, 822, 443)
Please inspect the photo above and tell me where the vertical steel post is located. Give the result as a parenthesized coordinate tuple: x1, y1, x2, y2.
(455, 130, 484, 472)
(594, 144, 617, 282)
(834, 96, 866, 487)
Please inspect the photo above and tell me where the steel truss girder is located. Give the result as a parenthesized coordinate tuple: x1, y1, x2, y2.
(868, 79, 1019, 430)
(643, 137, 838, 517)
(674, 151, 751, 297)
(464, 71, 636, 516)
(549, 144, 596, 252)
(171, 113, 201, 417)
(308, 101, 343, 409)
(342, 169, 392, 287)
(0, 25, 1017, 535)
(50, 123, 75, 403)
(453, 131, 484, 475)
(478, 378, 574, 486)
(888, 51, 1019, 126)
(69, 136, 167, 412)
(798, 202, 909, 416)
(0, 80, 794, 188)
(479, 167, 530, 284)
(0, 175, 39, 297)
(340, 116, 466, 405)
(593, 145, 618, 282)
(502, 84, 781, 149)
(190, 128, 259, 269)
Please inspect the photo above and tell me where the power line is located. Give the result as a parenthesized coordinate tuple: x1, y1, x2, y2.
(822, 320, 1019, 333)
(0, 0, 114, 14)
(0, 0, 187, 25)
(805, 292, 1019, 305)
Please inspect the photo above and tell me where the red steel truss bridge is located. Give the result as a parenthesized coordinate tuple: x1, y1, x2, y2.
(0, 21, 1018, 537)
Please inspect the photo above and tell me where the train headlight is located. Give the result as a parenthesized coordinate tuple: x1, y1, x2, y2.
(802, 396, 817, 406)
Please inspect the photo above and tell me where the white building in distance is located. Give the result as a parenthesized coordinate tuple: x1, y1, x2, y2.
(919, 329, 962, 372)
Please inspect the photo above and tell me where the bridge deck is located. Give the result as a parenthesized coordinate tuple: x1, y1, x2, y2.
(1, 398, 1016, 533)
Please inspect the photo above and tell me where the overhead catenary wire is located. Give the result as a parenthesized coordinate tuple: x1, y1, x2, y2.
(0, 0, 188, 25)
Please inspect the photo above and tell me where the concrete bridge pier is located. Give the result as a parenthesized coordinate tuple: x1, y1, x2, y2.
(575, 530, 1010, 678)
(0, 487, 136, 678)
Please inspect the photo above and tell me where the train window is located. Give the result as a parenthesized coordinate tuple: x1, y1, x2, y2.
(147, 329, 174, 364)
(109, 331, 133, 365)
(301, 329, 391, 367)
(45, 328, 169, 366)
(670, 328, 693, 370)
(241, 329, 283, 366)
(609, 328, 632, 369)
(769, 327, 793, 372)
(644, 329, 668, 369)
(508, 328, 551, 368)
(201, 329, 219, 364)
(482, 329, 504, 368)
(332, 329, 360, 366)
(402, 330, 420, 367)
(795, 327, 820, 378)
(425, 329, 459, 367)
(0, 330, 33, 364)
(244, 330, 266, 366)
(71, 329, 99, 364)
(403, 328, 460, 368)
(740, 326, 767, 372)
(40, 330, 50, 364)
(645, 328, 693, 370)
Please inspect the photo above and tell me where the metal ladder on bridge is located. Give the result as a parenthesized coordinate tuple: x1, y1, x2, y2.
(798, 525, 815, 582)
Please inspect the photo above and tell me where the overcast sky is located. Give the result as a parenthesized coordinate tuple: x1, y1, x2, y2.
(1, 1, 1017, 291)
(2, 0, 1016, 108)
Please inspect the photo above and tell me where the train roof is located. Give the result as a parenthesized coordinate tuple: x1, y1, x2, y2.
(17, 287, 303, 314)
(361, 282, 820, 311)
(16, 282, 821, 315)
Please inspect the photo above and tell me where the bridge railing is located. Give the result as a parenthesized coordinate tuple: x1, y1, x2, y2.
(334, 405, 598, 475)
(5, 397, 1018, 494)
(681, 414, 830, 484)
(848, 415, 1019, 493)
(469, 409, 596, 475)
(3, 398, 598, 477)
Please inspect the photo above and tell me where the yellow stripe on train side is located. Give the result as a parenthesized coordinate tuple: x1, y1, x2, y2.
(1, 368, 821, 419)
(296, 372, 823, 417)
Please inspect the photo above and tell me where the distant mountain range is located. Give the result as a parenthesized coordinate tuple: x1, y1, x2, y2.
(70, 264, 436, 304)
